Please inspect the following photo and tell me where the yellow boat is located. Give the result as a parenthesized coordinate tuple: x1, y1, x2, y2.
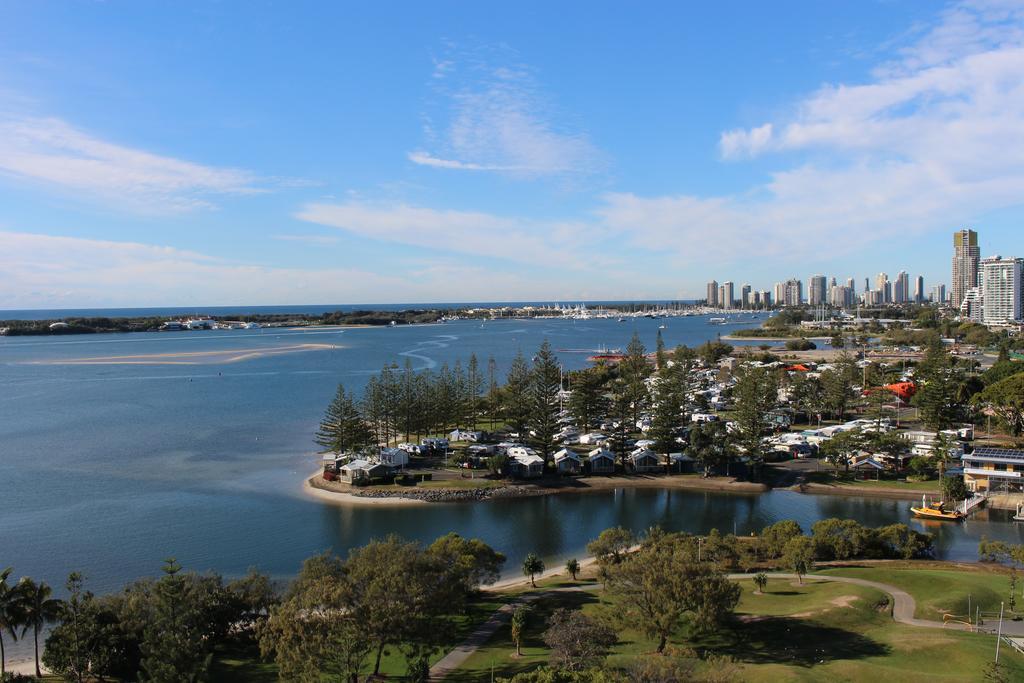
(911, 496, 963, 521)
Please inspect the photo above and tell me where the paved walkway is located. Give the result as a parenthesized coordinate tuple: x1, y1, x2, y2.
(430, 571, 1023, 680)
(429, 584, 596, 680)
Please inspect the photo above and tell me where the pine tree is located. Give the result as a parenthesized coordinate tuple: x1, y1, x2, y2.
(504, 352, 533, 436)
(568, 367, 609, 430)
(730, 364, 779, 479)
(648, 361, 687, 461)
(316, 384, 373, 455)
(529, 341, 562, 467)
(619, 333, 652, 428)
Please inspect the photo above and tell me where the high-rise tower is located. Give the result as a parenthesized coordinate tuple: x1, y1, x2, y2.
(952, 228, 980, 310)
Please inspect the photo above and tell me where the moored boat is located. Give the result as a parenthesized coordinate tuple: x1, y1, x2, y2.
(911, 495, 962, 521)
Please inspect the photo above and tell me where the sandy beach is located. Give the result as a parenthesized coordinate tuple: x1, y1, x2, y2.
(304, 472, 427, 505)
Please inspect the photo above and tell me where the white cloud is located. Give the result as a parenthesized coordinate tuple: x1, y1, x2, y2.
(644, 0, 1024, 263)
(296, 201, 604, 268)
(411, 46, 604, 177)
(0, 231, 392, 308)
(0, 115, 262, 212)
(0, 231, 624, 308)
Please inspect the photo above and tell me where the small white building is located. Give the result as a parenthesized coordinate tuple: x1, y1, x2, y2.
(553, 448, 582, 475)
(587, 448, 616, 474)
(628, 448, 661, 473)
(579, 432, 609, 445)
(378, 447, 409, 468)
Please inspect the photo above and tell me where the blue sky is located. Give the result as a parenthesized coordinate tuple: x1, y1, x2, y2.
(1, 0, 1023, 308)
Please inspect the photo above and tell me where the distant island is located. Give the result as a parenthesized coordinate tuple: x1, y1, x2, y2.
(0, 302, 726, 336)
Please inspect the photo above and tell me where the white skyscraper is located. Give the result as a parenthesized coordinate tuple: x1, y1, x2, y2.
(980, 256, 1023, 324)
(722, 281, 735, 309)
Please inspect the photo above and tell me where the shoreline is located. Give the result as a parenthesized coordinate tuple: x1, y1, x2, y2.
(303, 471, 770, 507)
(304, 470, 951, 507)
(790, 482, 939, 501)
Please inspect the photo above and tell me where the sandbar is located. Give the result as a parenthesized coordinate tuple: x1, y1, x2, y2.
(23, 343, 341, 366)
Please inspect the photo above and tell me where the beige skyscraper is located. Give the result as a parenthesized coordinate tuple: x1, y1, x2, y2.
(706, 280, 718, 307)
(952, 228, 980, 310)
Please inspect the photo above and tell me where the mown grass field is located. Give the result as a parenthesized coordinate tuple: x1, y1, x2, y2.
(452, 575, 1024, 682)
(821, 564, 1019, 621)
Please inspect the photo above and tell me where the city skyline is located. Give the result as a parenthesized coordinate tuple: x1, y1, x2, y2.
(2, 1, 1024, 308)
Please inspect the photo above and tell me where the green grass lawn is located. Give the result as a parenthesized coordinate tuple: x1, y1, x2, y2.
(804, 470, 941, 491)
(820, 565, 1019, 621)
(451, 575, 1024, 682)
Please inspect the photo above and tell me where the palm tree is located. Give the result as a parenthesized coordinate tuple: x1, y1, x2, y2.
(19, 578, 62, 678)
(0, 567, 26, 677)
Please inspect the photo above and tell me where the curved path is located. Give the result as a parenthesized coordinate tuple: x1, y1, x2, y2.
(430, 571, 1016, 680)
(727, 573, 967, 631)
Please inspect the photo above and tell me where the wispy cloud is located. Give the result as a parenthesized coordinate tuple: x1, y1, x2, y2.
(0, 115, 262, 212)
(0, 231, 607, 308)
(411, 45, 605, 178)
(296, 200, 606, 268)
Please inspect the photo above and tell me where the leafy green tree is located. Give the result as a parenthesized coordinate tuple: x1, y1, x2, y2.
(819, 429, 864, 475)
(427, 532, 506, 592)
(874, 524, 933, 560)
(315, 383, 373, 455)
(510, 605, 530, 656)
(942, 475, 969, 504)
(18, 578, 61, 678)
(820, 353, 859, 420)
(811, 519, 870, 560)
(43, 573, 113, 683)
(345, 536, 464, 675)
(972, 373, 1024, 436)
(586, 527, 635, 576)
(783, 536, 816, 584)
(260, 553, 369, 683)
(758, 520, 803, 559)
(522, 553, 545, 587)
(605, 531, 740, 653)
(542, 609, 617, 672)
(0, 567, 25, 677)
(698, 340, 733, 365)
(225, 568, 277, 636)
(753, 572, 768, 594)
(529, 341, 563, 467)
(689, 420, 734, 477)
(565, 558, 580, 581)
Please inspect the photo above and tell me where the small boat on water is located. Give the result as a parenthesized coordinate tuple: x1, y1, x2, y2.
(911, 495, 963, 521)
(709, 317, 727, 325)
(1014, 502, 1024, 522)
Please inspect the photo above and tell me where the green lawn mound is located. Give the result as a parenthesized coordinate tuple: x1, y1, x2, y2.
(454, 576, 1024, 682)
(821, 564, 1015, 621)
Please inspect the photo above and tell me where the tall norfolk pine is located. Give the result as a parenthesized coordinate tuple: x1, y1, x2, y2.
(315, 384, 374, 455)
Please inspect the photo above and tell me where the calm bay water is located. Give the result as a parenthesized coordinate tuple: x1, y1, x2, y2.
(2, 314, 1023, 602)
